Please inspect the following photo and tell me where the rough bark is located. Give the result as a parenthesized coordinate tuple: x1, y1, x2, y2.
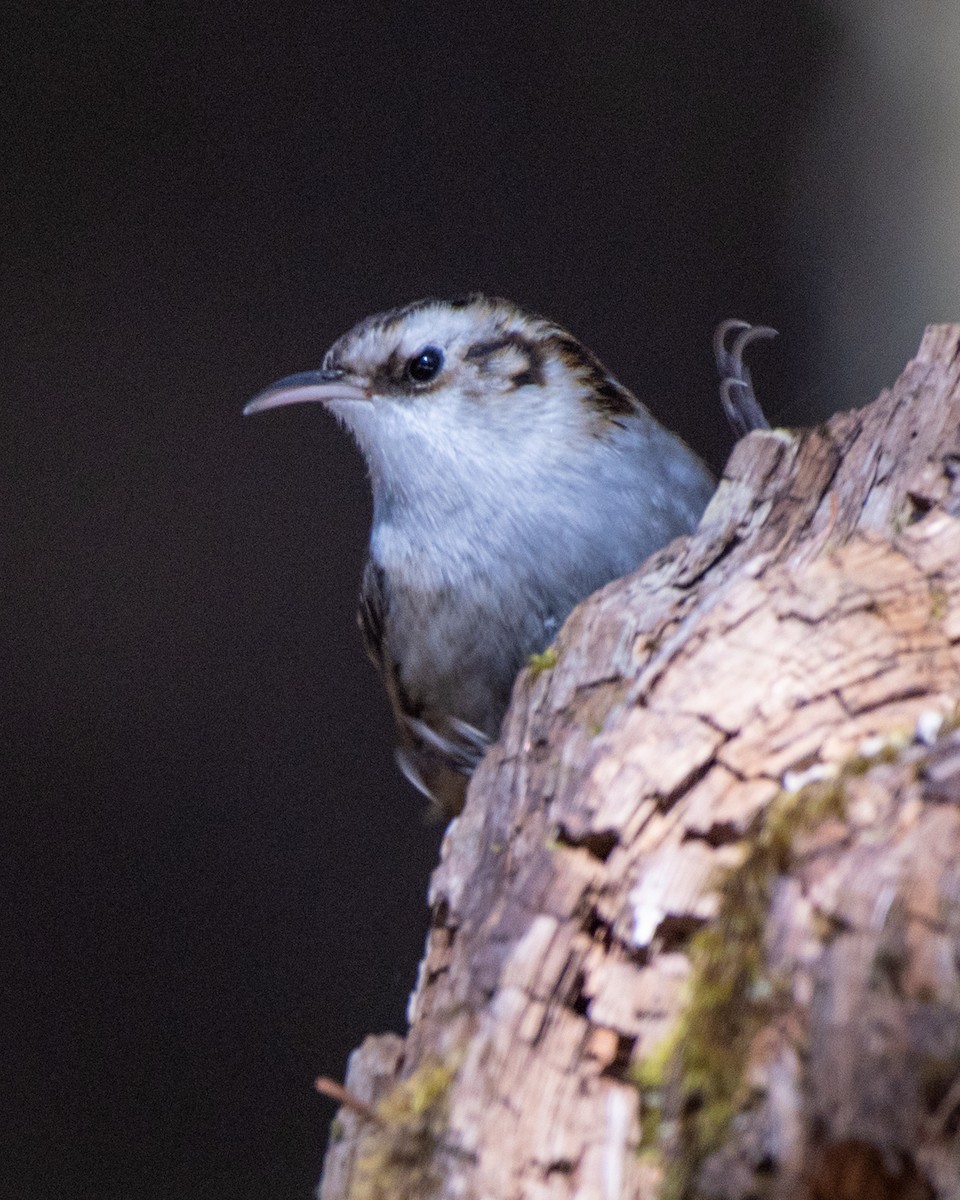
(319, 325, 960, 1200)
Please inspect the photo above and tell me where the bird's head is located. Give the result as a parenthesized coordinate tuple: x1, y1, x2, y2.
(245, 296, 643, 475)
(246, 293, 714, 609)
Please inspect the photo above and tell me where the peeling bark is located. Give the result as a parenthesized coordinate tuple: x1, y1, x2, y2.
(319, 326, 960, 1200)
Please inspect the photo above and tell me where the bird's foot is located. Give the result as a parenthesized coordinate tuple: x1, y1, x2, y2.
(395, 715, 491, 817)
(714, 319, 777, 438)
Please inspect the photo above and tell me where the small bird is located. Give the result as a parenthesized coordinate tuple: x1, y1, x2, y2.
(246, 296, 728, 814)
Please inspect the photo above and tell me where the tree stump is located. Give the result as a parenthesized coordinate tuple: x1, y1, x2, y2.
(319, 325, 960, 1200)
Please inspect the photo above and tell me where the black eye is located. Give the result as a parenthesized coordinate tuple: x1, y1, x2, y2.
(407, 346, 444, 383)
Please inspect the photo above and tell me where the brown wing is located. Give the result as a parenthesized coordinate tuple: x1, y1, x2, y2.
(357, 557, 387, 672)
(358, 555, 415, 733)
(357, 556, 484, 818)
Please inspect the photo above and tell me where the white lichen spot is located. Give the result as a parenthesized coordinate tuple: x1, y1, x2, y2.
(915, 709, 945, 746)
(782, 762, 838, 793)
(629, 863, 671, 948)
(858, 734, 886, 757)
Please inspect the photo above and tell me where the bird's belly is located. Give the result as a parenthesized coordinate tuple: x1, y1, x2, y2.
(386, 584, 549, 737)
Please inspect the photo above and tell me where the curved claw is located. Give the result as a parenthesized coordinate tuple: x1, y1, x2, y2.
(395, 714, 491, 814)
(713, 318, 751, 372)
(404, 715, 487, 774)
(720, 376, 745, 423)
(729, 324, 778, 378)
(395, 746, 435, 801)
(719, 378, 761, 439)
(714, 318, 777, 438)
(447, 716, 490, 754)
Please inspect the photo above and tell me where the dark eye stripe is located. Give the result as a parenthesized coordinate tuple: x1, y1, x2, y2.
(464, 331, 545, 388)
(464, 336, 516, 360)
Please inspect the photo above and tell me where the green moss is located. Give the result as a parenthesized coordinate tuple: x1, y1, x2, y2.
(629, 1033, 677, 1153)
(930, 585, 949, 620)
(842, 744, 902, 776)
(631, 774, 849, 1199)
(528, 646, 559, 674)
(348, 1059, 457, 1200)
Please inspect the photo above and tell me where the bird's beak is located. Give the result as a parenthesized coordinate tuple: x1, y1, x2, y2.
(243, 368, 370, 416)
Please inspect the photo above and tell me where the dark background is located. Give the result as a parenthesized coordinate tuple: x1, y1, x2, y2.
(6, 3, 957, 1198)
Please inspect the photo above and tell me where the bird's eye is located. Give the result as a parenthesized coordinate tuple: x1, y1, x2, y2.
(407, 346, 444, 383)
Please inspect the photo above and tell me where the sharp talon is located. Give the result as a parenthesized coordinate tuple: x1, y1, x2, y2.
(719, 378, 750, 437)
(396, 713, 489, 812)
(715, 318, 776, 437)
(447, 716, 490, 753)
(405, 716, 454, 756)
(713, 318, 751, 370)
(720, 374, 769, 438)
(404, 714, 486, 772)
(395, 746, 435, 801)
(719, 379, 756, 439)
(729, 324, 778, 378)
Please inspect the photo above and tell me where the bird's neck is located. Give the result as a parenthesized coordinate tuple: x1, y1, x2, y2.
(337, 386, 633, 587)
(367, 453, 514, 586)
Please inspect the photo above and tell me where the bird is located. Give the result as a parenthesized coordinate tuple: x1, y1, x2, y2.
(245, 295, 767, 816)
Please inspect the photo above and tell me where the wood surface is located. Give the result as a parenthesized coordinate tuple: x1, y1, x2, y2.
(320, 325, 960, 1200)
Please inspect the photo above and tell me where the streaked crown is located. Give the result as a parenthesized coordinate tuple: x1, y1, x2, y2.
(323, 294, 641, 423)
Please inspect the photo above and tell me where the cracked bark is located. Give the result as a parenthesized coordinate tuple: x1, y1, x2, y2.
(319, 325, 960, 1200)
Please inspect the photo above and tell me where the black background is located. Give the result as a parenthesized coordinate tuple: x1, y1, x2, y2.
(6, 3, 948, 1197)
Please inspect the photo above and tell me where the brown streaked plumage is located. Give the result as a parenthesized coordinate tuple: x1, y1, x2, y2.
(464, 331, 546, 389)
